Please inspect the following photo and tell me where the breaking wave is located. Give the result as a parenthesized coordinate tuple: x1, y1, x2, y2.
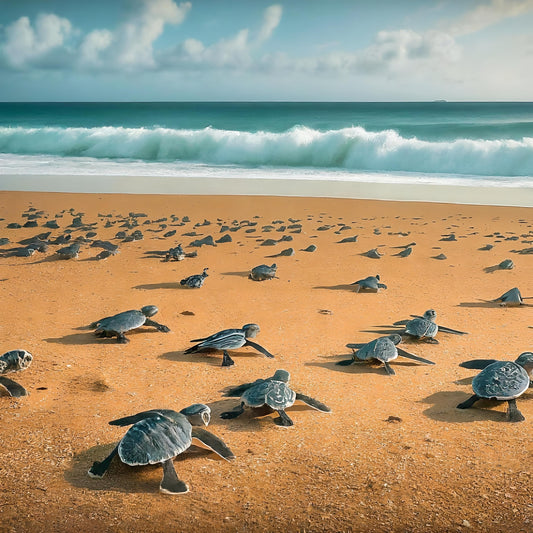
(1, 125, 533, 177)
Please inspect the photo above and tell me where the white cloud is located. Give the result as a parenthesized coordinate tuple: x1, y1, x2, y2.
(2, 13, 72, 69)
(442, 0, 533, 36)
(256, 4, 282, 45)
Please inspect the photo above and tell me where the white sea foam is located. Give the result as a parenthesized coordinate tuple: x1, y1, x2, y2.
(1, 125, 533, 179)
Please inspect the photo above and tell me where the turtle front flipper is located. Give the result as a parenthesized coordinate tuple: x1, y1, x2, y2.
(220, 403, 245, 419)
(88, 445, 119, 478)
(438, 325, 468, 335)
(144, 319, 170, 333)
(383, 362, 396, 375)
(160, 459, 188, 495)
(0, 376, 28, 397)
(244, 340, 274, 358)
(191, 428, 235, 460)
(222, 350, 235, 367)
(274, 410, 294, 427)
(507, 399, 525, 423)
(396, 349, 435, 365)
(423, 337, 439, 344)
(109, 410, 163, 426)
(295, 393, 331, 413)
(457, 394, 480, 409)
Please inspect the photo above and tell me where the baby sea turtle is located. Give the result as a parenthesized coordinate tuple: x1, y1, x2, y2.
(337, 334, 435, 375)
(184, 324, 274, 367)
(165, 244, 185, 262)
(220, 369, 331, 426)
(395, 309, 467, 344)
(457, 353, 533, 422)
(351, 275, 387, 293)
(0, 349, 33, 397)
(249, 263, 277, 281)
(180, 268, 209, 288)
(56, 242, 81, 260)
(90, 305, 170, 343)
(489, 287, 532, 307)
(88, 404, 234, 494)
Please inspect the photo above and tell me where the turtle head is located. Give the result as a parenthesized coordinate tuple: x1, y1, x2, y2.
(387, 334, 402, 346)
(202, 268, 209, 277)
(242, 323, 260, 338)
(180, 404, 211, 426)
(140, 305, 158, 317)
(423, 309, 437, 321)
(272, 369, 290, 382)
(515, 352, 533, 377)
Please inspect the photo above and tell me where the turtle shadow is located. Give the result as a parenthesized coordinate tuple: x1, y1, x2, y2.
(420, 391, 511, 423)
(483, 265, 503, 273)
(133, 282, 182, 290)
(312, 284, 354, 292)
(220, 271, 250, 278)
(45, 329, 163, 345)
(457, 302, 496, 308)
(65, 443, 219, 494)
(159, 350, 264, 367)
(306, 358, 422, 376)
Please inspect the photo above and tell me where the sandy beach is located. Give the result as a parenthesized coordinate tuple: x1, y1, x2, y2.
(0, 186, 532, 533)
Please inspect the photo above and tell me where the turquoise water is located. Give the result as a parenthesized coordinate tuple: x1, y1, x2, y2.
(1, 102, 532, 186)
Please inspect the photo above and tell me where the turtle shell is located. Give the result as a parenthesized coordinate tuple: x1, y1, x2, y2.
(95, 310, 146, 334)
(472, 361, 530, 400)
(405, 318, 438, 338)
(242, 380, 296, 410)
(356, 337, 398, 363)
(118, 413, 192, 466)
(250, 264, 277, 281)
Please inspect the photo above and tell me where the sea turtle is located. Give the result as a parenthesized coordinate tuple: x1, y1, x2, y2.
(165, 244, 186, 262)
(489, 287, 532, 307)
(180, 268, 209, 288)
(56, 242, 81, 259)
(0, 349, 33, 397)
(351, 275, 387, 293)
(184, 324, 274, 367)
(457, 353, 533, 422)
(249, 264, 277, 281)
(220, 369, 331, 426)
(395, 309, 467, 344)
(90, 305, 170, 343)
(337, 334, 435, 375)
(88, 404, 234, 494)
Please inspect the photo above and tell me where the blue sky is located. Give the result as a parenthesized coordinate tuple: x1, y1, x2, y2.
(0, 0, 532, 101)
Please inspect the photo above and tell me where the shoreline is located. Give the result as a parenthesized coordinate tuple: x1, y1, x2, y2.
(0, 173, 532, 206)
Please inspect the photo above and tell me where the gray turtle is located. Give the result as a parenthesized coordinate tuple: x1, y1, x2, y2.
(396, 309, 467, 344)
(457, 353, 533, 422)
(56, 242, 81, 259)
(180, 268, 209, 288)
(88, 404, 234, 494)
(185, 323, 273, 367)
(165, 244, 185, 262)
(220, 369, 331, 426)
(249, 263, 277, 281)
(489, 287, 532, 307)
(337, 334, 435, 375)
(91, 305, 170, 343)
(351, 275, 387, 293)
(0, 349, 33, 397)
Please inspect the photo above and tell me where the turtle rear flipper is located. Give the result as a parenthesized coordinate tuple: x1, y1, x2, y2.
(88, 446, 118, 478)
(457, 394, 480, 409)
(160, 459, 188, 495)
(0, 376, 28, 397)
(244, 340, 274, 358)
(438, 325, 468, 335)
(459, 359, 498, 370)
(295, 393, 331, 412)
(507, 399, 525, 423)
(220, 403, 245, 419)
(191, 428, 235, 460)
(336, 358, 354, 366)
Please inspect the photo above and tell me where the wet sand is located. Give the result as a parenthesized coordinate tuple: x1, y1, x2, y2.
(0, 189, 532, 533)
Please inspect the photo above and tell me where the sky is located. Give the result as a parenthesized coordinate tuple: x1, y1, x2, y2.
(0, 0, 532, 101)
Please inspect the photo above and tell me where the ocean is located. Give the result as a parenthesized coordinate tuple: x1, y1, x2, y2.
(0, 102, 532, 188)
